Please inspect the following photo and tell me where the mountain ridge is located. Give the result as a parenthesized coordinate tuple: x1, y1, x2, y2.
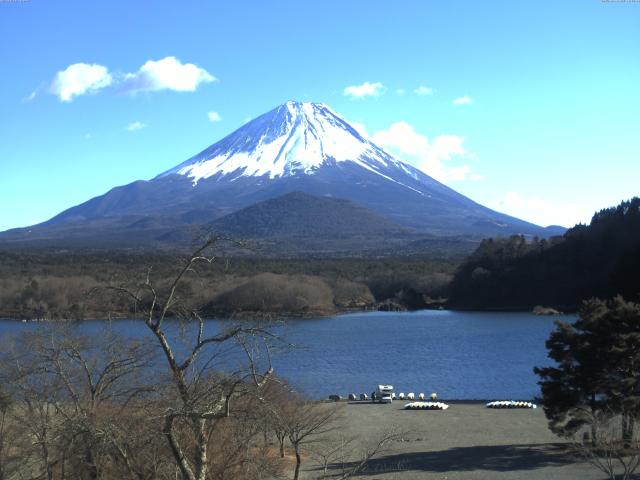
(0, 101, 564, 253)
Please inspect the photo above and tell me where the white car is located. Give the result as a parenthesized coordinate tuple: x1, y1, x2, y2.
(379, 394, 393, 404)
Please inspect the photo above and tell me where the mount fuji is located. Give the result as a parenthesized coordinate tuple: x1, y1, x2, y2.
(0, 101, 563, 252)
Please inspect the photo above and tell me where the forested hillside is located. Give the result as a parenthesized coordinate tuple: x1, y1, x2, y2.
(0, 251, 456, 320)
(448, 198, 640, 311)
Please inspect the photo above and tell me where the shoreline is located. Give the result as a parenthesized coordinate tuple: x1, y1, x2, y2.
(0, 304, 574, 323)
(336, 399, 540, 405)
(1, 312, 551, 403)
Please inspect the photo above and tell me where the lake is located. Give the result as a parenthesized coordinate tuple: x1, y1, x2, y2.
(0, 310, 569, 400)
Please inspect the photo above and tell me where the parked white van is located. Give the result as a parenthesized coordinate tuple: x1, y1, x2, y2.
(376, 384, 394, 404)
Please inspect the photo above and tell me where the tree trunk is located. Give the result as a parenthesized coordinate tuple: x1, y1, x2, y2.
(590, 394, 597, 446)
(0, 411, 6, 480)
(85, 447, 98, 480)
(41, 439, 54, 480)
(293, 445, 301, 480)
(622, 413, 635, 449)
(193, 418, 208, 480)
(163, 417, 196, 480)
(61, 449, 67, 480)
(279, 438, 285, 458)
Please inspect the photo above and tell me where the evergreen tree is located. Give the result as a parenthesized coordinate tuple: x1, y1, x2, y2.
(535, 296, 640, 446)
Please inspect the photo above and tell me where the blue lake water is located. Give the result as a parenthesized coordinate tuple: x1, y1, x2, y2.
(0, 310, 569, 400)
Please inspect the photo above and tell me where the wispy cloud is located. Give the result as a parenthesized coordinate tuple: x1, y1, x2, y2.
(126, 121, 146, 132)
(343, 81, 385, 99)
(207, 111, 222, 122)
(49, 63, 113, 102)
(121, 56, 216, 94)
(396, 88, 406, 95)
(414, 86, 434, 96)
(372, 121, 481, 183)
(453, 95, 472, 106)
(24, 90, 38, 102)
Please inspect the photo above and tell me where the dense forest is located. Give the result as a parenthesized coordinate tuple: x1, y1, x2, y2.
(448, 198, 640, 311)
(3, 198, 638, 319)
(0, 251, 457, 320)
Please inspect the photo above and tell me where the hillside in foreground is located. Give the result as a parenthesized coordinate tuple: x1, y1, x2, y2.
(448, 197, 640, 311)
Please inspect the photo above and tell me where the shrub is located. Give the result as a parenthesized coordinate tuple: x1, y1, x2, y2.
(212, 273, 334, 313)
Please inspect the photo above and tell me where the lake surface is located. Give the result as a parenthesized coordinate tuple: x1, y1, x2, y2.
(0, 310, 569, 400)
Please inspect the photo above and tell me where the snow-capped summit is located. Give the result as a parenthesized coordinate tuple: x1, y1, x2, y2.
(158, 101, 417, 187)
(1, 101, 560, 249)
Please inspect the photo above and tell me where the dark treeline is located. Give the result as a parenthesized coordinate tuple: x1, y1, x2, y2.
(448, 197, 640, 311)
(0, 251, 458, 320)
(3, 197, 639, 318)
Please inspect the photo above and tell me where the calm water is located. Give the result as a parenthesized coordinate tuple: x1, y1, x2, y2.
(0, 310, 569, 400)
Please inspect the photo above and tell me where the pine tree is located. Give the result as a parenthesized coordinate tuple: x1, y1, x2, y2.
(534, 296, 640, 446)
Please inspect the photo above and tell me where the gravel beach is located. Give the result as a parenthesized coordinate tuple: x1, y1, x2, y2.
(301, 401, 605, 479)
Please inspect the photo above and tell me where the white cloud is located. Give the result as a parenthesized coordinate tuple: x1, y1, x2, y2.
(122, 56, 216, 94)
(489, 191, 592, 228)
(372, 121, 480, 183)
(207, 111, 222, 122)
(126, 121, 146, 132)
(453, 95, 472, 105)
(396, 88, 406, 95)
(343, 81, 385, 99)
(49, 63, 112, 102)
(39, 57, 216, 102)
(414, 86, 434, 96)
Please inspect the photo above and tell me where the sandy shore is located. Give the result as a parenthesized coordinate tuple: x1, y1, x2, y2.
(301, 401, 604, 479)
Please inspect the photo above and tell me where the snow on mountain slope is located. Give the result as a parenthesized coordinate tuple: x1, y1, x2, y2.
(158, 101, 421, 190)
(0, 100, 561, 249)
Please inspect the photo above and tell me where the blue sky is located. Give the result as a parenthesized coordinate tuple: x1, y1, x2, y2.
(1, 0, 638, 230)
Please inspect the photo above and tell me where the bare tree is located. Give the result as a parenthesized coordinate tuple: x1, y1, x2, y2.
(299, 427, 409, 479)
(279, 401, 340, 480)
(331, 429, 407, 479)
(309, 434, 358, 477)
(257, 377, 295, 459)
(1, 326, 157, 480)
(205, 396, 284, 480)
(0, 389, 7, 480)
(103, 237, 278, 480)
(0, 387, 20, 480)
(0, 237, 411, 480)
(2, 332, 65, 480)
(573, 409, 640, 480)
